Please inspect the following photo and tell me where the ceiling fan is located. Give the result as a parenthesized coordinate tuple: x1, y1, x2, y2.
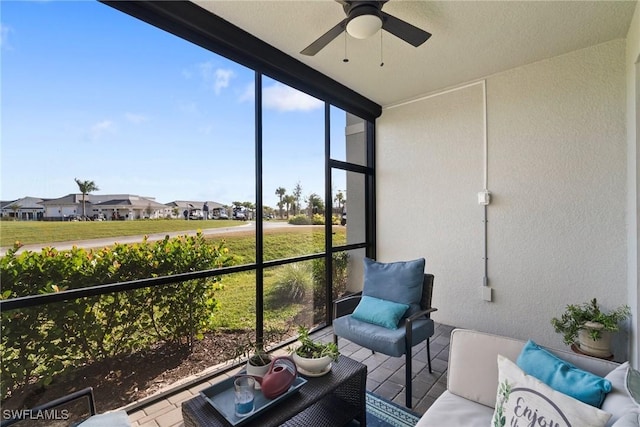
(300, 0, 431, 56)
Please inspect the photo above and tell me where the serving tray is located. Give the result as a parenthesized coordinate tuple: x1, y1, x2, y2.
(200, 375, 307, 426)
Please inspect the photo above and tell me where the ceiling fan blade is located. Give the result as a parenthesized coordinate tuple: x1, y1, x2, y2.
(381, 11, 431, 47)
(300, 19, 347, 56)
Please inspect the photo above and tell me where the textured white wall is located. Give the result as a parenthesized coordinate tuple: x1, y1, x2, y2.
(377, 39, 629, 360)
(626, 2, 640, 366)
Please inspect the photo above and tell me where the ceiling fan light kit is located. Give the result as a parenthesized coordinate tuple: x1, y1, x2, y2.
(300, 0, 431, 57)
(346, 5, 382, 39)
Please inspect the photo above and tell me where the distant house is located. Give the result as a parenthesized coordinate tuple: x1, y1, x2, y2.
(41, 194, 170, 220)
(3, 195, 227, 221)
(93, 196, 170, 220)
(0, 197, 47, 220)
(40, 194, 88, 220)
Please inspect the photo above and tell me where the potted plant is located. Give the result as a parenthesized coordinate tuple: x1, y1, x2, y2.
(234, 334, 273, 388)
(289, 326, 340, 376)
(551, 298, 630, 357)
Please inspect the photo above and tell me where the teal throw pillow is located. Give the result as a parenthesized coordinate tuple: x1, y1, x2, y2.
(352, 296, 409, 329)
(362, 257, 425, 316)
(516, 340, 612, 408)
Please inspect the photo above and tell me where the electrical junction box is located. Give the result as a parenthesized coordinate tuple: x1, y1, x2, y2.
(478, 190, 491, 205)
(482, 286, 493, 302)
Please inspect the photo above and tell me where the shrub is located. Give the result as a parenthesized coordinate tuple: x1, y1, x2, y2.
(311, 252, 349, 321)
(270, 263, 312, 304)
(0, 233, 236, 398)
(288, 214, 311, 225)
(311, 214, 324, 225)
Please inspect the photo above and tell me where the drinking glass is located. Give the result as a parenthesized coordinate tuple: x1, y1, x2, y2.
(234, 376, 255, 417)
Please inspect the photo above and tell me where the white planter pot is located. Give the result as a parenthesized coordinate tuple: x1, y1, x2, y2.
(292, 353, 332, 376)
(578, 322, 612, 358)
(246, 358, 271, 389)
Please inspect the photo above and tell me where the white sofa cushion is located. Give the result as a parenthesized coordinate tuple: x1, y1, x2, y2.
(418, 329, 622, 427)
(603, 363, 640, 427)
(492, 355, 611, 427)
(447, 329, 620, 409)
(447, 329, 526, 408)
(415, 391, 493, 427)
(612, 413, 640, 427)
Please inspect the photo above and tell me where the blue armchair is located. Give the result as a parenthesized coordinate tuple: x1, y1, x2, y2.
(332, 258, 436, 408)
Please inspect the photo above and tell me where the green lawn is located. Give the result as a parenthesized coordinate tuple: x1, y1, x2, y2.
(207, 227, 345, 331)
(0, 220, 347, 334)
(0, 219, 243, 247)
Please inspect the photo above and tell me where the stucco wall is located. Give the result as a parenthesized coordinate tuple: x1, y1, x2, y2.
(376, 39, 629, 359)
(626, 1, 640, 366)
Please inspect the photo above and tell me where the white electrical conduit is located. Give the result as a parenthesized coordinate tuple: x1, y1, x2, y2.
(384, 79, 491, 289)
(482, 80, 489, 289)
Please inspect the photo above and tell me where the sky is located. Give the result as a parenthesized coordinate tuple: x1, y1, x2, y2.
(1, 1, 348, 208)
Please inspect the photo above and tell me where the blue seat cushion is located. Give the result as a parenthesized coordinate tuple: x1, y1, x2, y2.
(333, 315, 434, 357)
(362, 257, 425, 317)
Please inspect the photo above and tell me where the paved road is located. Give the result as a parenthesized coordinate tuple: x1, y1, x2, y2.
(0, 221, 304, 256)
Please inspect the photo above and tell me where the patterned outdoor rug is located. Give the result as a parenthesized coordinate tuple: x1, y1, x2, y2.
(347, 391, 421, 427)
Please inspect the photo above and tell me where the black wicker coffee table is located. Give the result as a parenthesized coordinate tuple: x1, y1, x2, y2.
(182, 355, 367, 427)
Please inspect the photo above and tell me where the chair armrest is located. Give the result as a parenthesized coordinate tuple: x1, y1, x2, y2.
(406, 307, 438, 323)
(333, 292, 362, 319)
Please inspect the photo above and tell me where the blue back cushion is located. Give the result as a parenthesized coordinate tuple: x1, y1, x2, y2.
(516, 340, 612, 408)
(362, 257, 425, 316)
(352, 295, 409, 329)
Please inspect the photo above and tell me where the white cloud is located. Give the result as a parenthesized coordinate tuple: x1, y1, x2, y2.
(214, 69, 234, 95)
(198, 62, 235, 95)
(199, 61, 214, 78)
(125, 113, 148, 124)
(239, 83, 255, 103)
(1, 24, 13, 50)
(178, 101, 199, 116)
(238, 82, 323, 112)
(262, 83, 323, 112)
(89, 120, 115, 140)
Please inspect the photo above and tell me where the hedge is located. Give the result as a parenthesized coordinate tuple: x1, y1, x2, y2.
(0, 233, 236, 398)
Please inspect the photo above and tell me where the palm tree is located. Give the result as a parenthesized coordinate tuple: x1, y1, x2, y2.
(275, 187, 286, 218)
(74, 178, 99, 219)
(7, 203, 21, 220)
(283, 195, 295, 219)
(335, 191, 345, 210)
(306, 193, 324, 216)
(292, 182, 303, 216)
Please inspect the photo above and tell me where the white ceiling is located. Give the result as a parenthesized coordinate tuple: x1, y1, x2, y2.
(194, 0, 637, 108)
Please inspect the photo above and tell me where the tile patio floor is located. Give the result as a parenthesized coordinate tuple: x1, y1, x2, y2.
(125, 323, 453, 427)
